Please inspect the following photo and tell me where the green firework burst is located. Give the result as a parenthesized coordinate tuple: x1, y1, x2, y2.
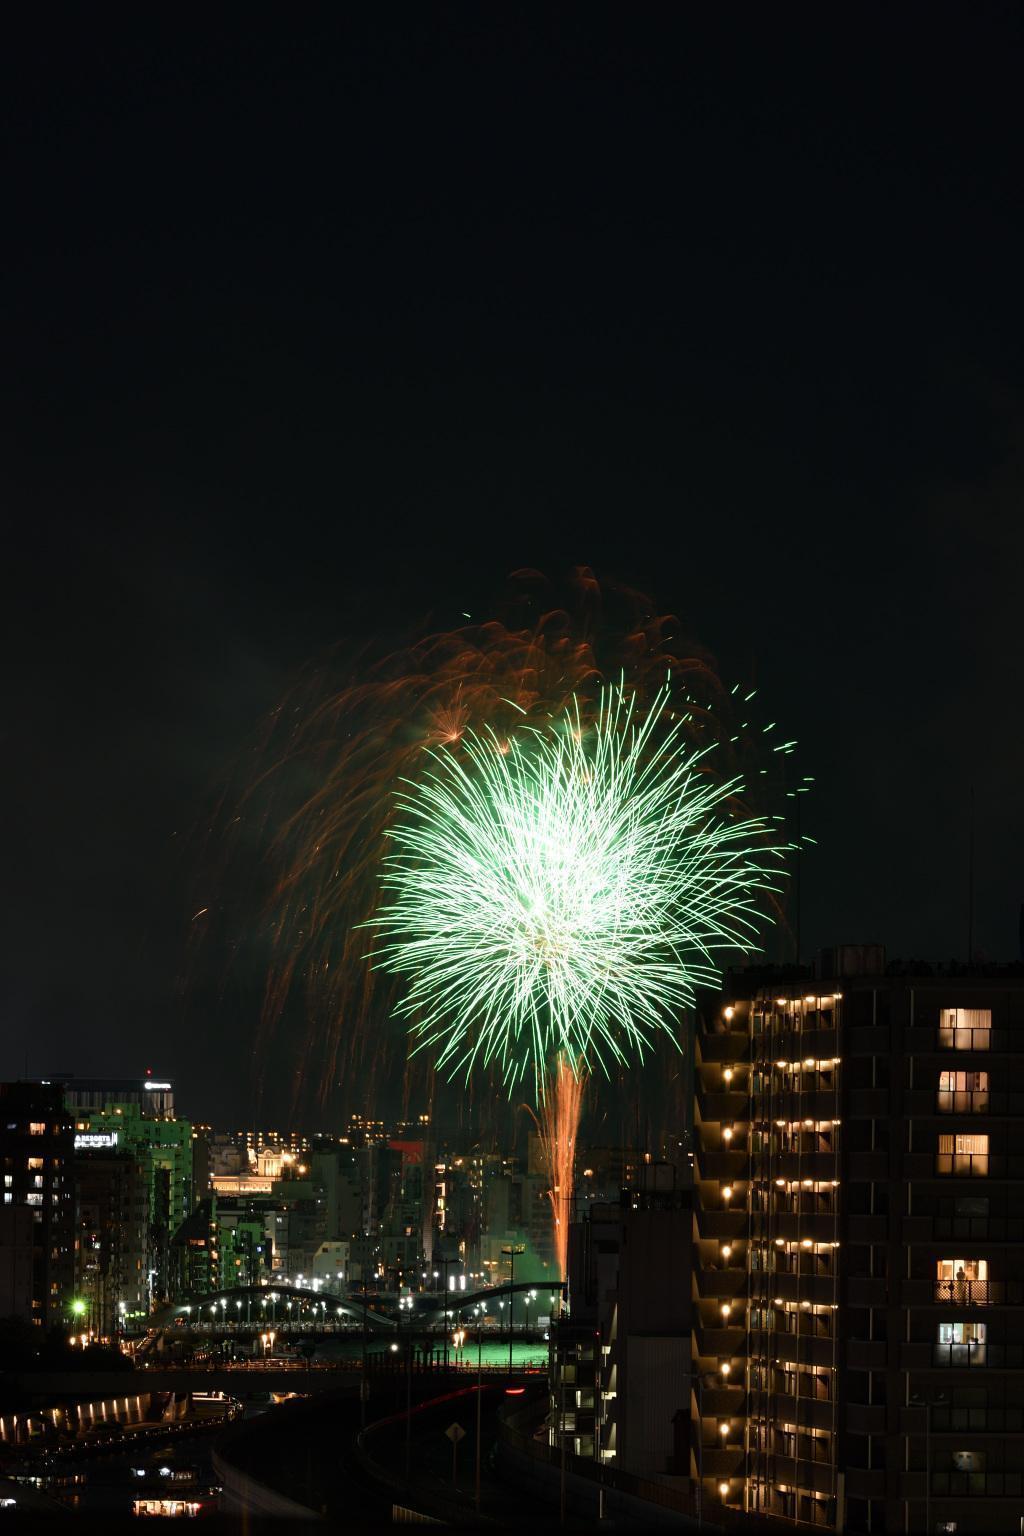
(370, 682, 790, 1092)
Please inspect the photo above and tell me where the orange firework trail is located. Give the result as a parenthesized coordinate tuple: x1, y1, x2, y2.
(529, 1055, 587, 1286)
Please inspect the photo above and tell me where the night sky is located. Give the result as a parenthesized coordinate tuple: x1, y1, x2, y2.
(5, 10, 1023, 1126)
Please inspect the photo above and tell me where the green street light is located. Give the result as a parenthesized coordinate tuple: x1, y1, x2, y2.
(71, 1299, 87, 1318)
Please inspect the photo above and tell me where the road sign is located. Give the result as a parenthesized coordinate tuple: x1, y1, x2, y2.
(446, 1421, 465, 1486)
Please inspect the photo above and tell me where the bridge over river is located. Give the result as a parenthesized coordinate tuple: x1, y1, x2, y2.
(143, 1279, 565, 1340)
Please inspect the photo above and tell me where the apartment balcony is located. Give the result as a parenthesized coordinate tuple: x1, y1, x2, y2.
(696, 1325, 746, 1357)
(697, 1382, 746, 1416)
(844, 1467, 886, 1500)
(757, 1331, 837, 1370)
(847, 1338, 888, 1370)
(845, 1402, 887, 1435)
(847, 1215, 888, 1243)
(902, 1216, 934, 1242)
(754, 1271, 838, 1307)
(846, 1151, 889, 1181)
(898, 1340, 1024, 1370)
(695, 1149, 748, 1181)
(756, 1392, 835, 1433)
(848, 1088, 890, 1117)
(768, 1213, 841, 1244)
(761, 1025, 838, 1060)
(759, 1089, 841, 1122)
(698, 1033, 750, 1064)
(901, 1278, 1017, 1307)
(772, 1152, 840, 1181)
(698, 1090, 749, 1121)
(695, 1209, 748, 1239)
(846, 1025, 892, 1056)
(901, 1088, 935, 1117)
(695, 1265, 748, 1300)
(899, 1342, 933, 1371)
(696, 1446, 745, 1480)
(765, 1456, 835, 1497)
(846, 1277, 887, 1308)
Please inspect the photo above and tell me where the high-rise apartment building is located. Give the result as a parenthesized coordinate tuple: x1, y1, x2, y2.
(694, 950, 1024, 1534)
(0, 1082, 75, 1327)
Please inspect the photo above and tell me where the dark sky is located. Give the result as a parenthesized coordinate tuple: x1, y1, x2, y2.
(4, 10, 1023, 1126)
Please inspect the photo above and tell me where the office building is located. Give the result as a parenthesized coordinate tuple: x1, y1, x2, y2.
(61, 1075, 176, 1119)
(75, 1148, 149, 1336)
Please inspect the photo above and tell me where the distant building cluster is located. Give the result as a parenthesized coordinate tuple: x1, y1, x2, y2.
(0, 1076, 613, 1337)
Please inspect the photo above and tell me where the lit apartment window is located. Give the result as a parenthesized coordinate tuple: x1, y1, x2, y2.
(938, 1071, 989, 1113)
(28, 1122, 46, 1136)
(936, 1320, 986, 1366)
(25, 1192, 42, 1206)
(935, 1258, 988, 1304)
(938, 1008, 991, 1051)
(27, 1157, 43, 1170)
(936, 1134, 989, 1177)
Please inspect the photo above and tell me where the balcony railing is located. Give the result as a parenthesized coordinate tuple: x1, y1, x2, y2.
(938, 1026, 990, 1051)
(933, 1342, 990, 1367)
(933, 1279, 991, 1305)
(934, 1217, 1024, 1243)
(930, 1471, 1024, 1497)
(937, 1090, 989, 1114)
(935, 1153, 988, 1177)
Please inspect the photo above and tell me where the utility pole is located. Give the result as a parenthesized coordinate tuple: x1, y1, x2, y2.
(405, 1332, 413, 1482)
(501, 1243, 525, 1375)
(360, 1275, 369, 1429)
(475, 1324, 483, 1516)
(560, 1367, 567, 1527)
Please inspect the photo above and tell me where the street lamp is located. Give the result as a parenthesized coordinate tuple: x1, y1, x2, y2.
(433, 1257, 458, 1371)
(500, 1243, 526, 1375)
(911, 1390, 948, 1534)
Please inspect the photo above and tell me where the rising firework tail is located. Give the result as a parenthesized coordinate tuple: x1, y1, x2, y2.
(529, 1055, 587, 1281)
